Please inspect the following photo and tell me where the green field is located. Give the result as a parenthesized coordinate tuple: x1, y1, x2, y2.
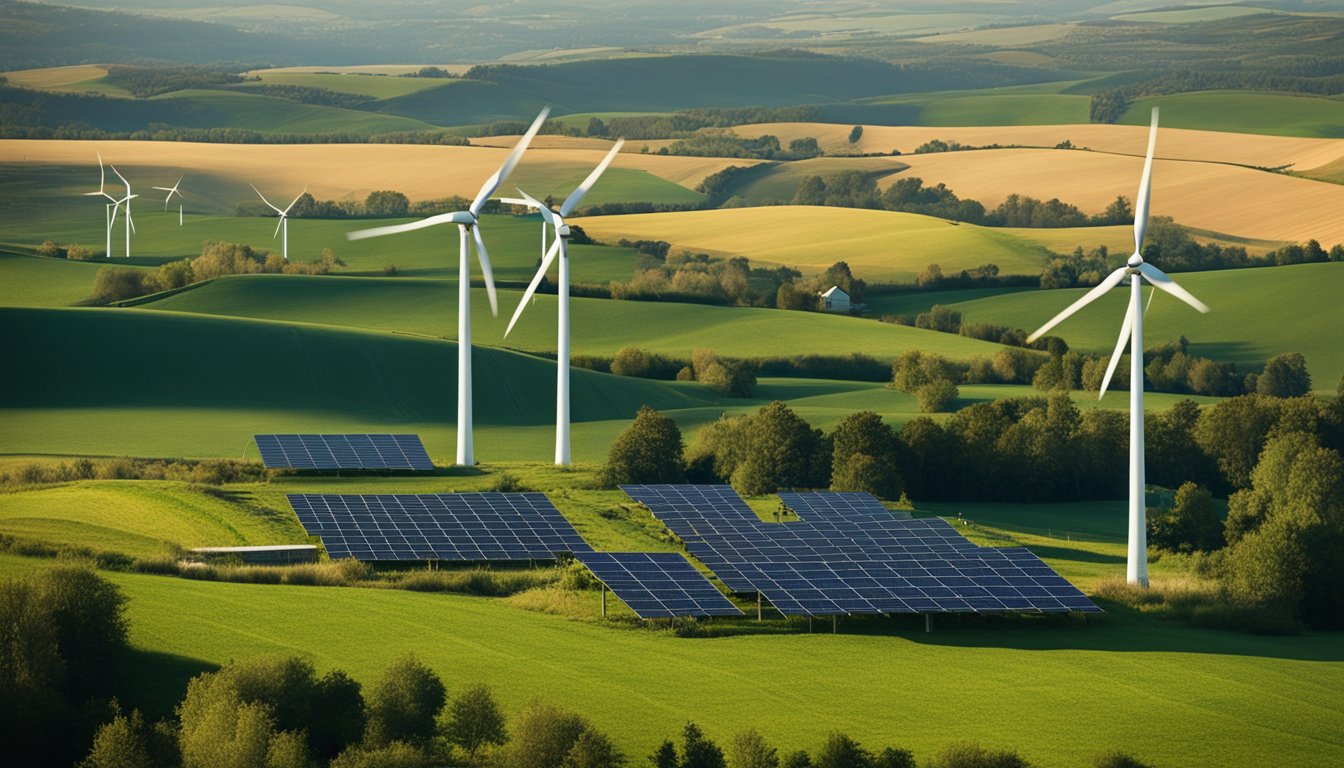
(948, 262, 1344, 388)
(1113, 6, 1284, 24)
(718, 157, 910, 204)
(239, 72, 454, 100)
(0, 488, 1340, 767)
(858, 82, 1092, 127)
(1120, 91, 1344, 139)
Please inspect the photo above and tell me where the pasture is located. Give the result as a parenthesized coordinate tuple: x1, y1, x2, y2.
(731, 122, 1344, 173)
(949, 262, 1344, 389)
(574, 206, 1135, 281)
(1118, 91, 1344, 139)
(238, 72, 454, 99)
(887, 148, 1344, 245)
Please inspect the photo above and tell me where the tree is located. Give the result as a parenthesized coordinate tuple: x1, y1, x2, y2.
(680, 723, 726, 768)
(916, 378, 959, 414)
(1148, 482, 1222, 553)
(91, 266, 153, 303)
(600, 406, 686, 487)
(310, 671, 366, 762)
(792, 176, 827, 206)
(364, 190, 410, 217)
(1257, 352, 1312, 397)
(1195, 395, 1282, 489)
(991, 348, 1042, 385)
(34, 563, 128, 698)
(729, 729, 778, 768)
(1093, 753, 1153, 768)
(830, 411, 901, 499)
(916, 263, 943, 288)
(872, 748, 915, 768)
(365, 655, 446, 747)
(814, 733, 871, 768)
(442, 683, 507, 760)
(80, 709, 177, 768)
(504, 700, 588, 768)
(692, 349, 756, 398)
(848, 126, 863, 144)
(177, 672, 295, 768)
(731, 402, 831, 495)
(649, 740, 679, 768)
(788, 137, 821, 158)
(782, 752, 813, 768)
(776, 280, 817, 311)
(563, 728, 624, 768)
(330, 741, 433, 768)
(586, 117, 609, 137)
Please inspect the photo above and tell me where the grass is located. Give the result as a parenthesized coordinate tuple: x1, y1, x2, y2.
(859, 82, 1092, 127)
(574, 206, 1127, 281)
(889, 148, 1344, 246)
(0, 64, 130, 96)
(1113, 6, 1283, 23)
(716, 157, 910, 204)
(948, 262, 1344, 388)
(1119, 91, 1344, 139)
(0, 490, 1340, 766)
(0, 251, 146, 306)
(238, 72, 455, 100)
(146, 89, 440, 135)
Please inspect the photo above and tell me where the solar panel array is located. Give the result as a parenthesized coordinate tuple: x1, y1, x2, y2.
(288, 493, 592, 562)
(622, 485, 1099, 617)
(575, 552, 743, 619)
(256, 434, 434, 471)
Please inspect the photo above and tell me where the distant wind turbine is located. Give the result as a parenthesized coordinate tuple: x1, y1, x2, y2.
(109, 165, 138, 259)
(505, 139, 625, 466)
(82, 152, 120, 258)
(251, 184, 306, 261)
(154, 176, 185, 226)
(1026, 108, 1209, 587)
(347, 107, 551, 466)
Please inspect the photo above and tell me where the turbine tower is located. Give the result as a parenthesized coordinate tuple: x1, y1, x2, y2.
(109, 165, 138, 259)
(347, 108, 550, 466)
(251, 185, 306, 261)
(154, 176, 185, 226)
(1026, 108, 1209, 587)
(505, 139, 625, 466)
(83, 153, 121, 258)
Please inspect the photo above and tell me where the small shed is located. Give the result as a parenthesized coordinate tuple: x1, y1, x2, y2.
(820, 285, 850, 313)
(189, 545, 318, 565)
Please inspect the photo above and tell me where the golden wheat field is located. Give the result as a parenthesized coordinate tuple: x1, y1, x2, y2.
(1, 65, 109, 88)
(0, 139, 758, 198)
(733, 122, 1344, 172)
(573, 205, 1137, 280)
(880, 148, 1344, 245)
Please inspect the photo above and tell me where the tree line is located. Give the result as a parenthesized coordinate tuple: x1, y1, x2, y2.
(90, 242, 344, 304)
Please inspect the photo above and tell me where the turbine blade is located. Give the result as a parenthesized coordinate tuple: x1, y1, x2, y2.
(110, 164, 131, 194)
(470, 106, 551, 215)
(1099, 300, 1136, 399)
(471, 225, 499, 316)
(1138, 262, 1209, 313)
(274, 216, 284, 239)
(97, 152, 105, 191)
(1026, 266, 1129, 343)
(1134, 107, 1158, 254)
(498, 197, 536, 207)
(250, 184, 284, 214)
(505, 237, 561, 337)
(283, 186, 307, 215)
(345, 211, 474, 240)
(515, 188, 557, 227)
(127, 208, 136, 234)
(560, 138, 625, 217)
(1145, 285, 1156, 316)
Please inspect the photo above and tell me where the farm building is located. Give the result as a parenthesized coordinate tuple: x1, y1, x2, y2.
(820, 285, 850, 313)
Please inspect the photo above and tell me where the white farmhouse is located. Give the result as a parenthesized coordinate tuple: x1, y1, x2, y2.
(820, 285, 850, 313)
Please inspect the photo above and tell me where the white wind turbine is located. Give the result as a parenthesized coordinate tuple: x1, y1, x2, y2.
(109, 165, 138, 259)
(154, 176, 185, 226)
(347, 107, 551, 466)
(1026, 108, 1209, 587)
(82, 153, 121, 258)
(505, 139, 626, 466)
(251, 184, 306, 261)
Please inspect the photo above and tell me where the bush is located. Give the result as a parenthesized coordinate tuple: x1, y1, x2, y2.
(365, 655, 447, 747)
(502, 700, 589, 768)
(1147, 482, 1222, 553)
(693, 349, 756, 398)
(34, 563, 129, 697)
(610, 347, 682, 380)
(599, 405, 686, 487)
(1257, 352, 1312, 397)
(729, 729, 779, 768)
(916, 379, 959, 413)
(331, 741, 434, 768)
(441, 683, 507, 760)
(91, 266, 153, 304)
(925, 742, 1031, 768)
(66, 245, 94, 261)
(814, 733, 870, 768)
(1093, 753, 1153, 768)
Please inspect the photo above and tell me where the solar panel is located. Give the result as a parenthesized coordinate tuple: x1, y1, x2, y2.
(256, 434, 434, 471)
(575, 552, 743, 619)
(288, 492, 593, 562)
(622, 484, 1100, 616)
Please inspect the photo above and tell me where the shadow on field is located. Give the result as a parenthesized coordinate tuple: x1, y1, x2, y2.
(1024, 543, 1124, 564)
(114, 648, 217, 720)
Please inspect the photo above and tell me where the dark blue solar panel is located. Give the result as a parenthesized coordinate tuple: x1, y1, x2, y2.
(622, 484, 1100, 616)
(575, 552, 742, 619)
(288, 492, 592, 562)
(257, 434, 434, 471)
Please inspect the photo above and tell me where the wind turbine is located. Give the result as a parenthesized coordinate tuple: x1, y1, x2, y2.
(82, 153, 120, 258)
(1026, 108, 1209, 587)
(251, 184, 306, 261)
(154, 176, 185, 226)
(499, 195, 549, 262)
(505, 139, 625, 466)
(109, 165, 138, 259)
(347, 107, 550, 466)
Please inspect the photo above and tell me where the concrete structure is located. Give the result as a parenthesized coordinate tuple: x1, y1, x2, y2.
(820, 285, 850, 312)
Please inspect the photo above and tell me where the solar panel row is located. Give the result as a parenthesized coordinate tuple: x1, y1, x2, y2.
(287, 493, 592, 562)
(622, 485, 1100, 616)
(256, 434, 434, 471)
(575, 552, 742, 619)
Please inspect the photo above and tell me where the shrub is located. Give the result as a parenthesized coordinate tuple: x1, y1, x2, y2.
(66, 245, 94, 261)
(79, 709, 178, 768)
(1093, 752, 1153, 768)
(365, 655, 447, 747)
(916, 379, 959, 413)
(91, 266, 153, 303)
(692, 349, 756, 397)
(925, 742, 1031, 768)
(330, 741, 433, 768)
(1147, 482, 1222, 553)
(814, 733, 871, 768)
(442, 683, 507, 759)
(599, 406, 686, 487)
(729, 728, 779, 768)
(562, 728, 624, 767)
(34, 563, 129, 697)
(1257, 352, 1312, 397)
(503, 700, 589, 768)
(680, 722, 726, 768)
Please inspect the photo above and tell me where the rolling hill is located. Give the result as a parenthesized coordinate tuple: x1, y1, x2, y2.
(946, 262, 1344, 388)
